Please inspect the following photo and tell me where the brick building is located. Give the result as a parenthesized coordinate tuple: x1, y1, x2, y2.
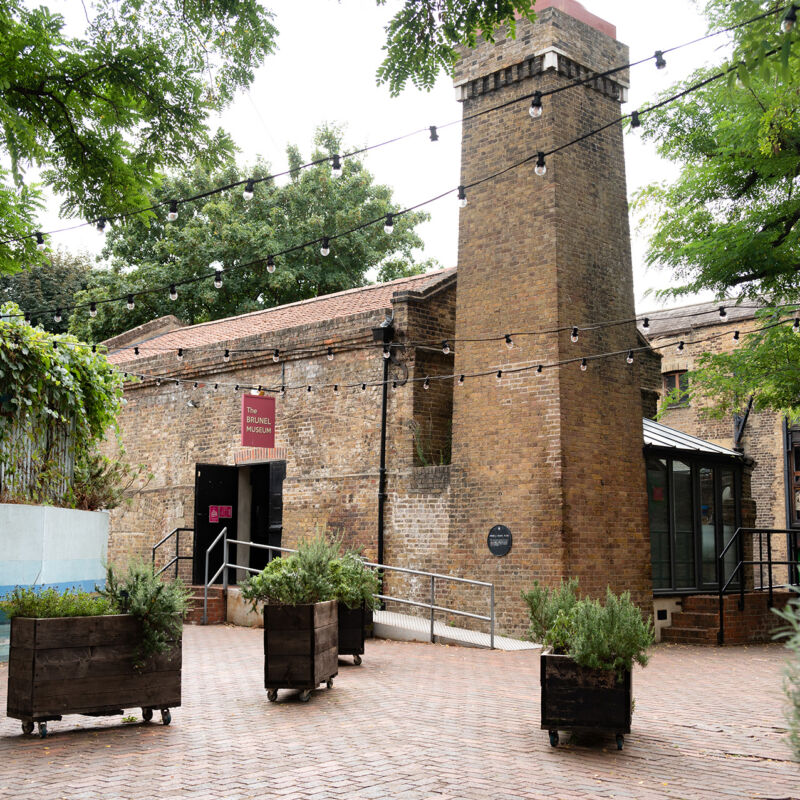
(105, 1, 764, 638)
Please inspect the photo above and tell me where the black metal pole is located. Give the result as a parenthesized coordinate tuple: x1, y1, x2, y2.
(377, 352, 389, 571)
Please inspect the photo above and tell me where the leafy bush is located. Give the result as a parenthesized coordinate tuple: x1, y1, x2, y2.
(72, 447, 153, 511)
(522, 580, 653, 678)
(240, 535, 380, 609)
(773, 593, 800, 759)
(0, 585, 111, 618)
(99, 561, 191, 668)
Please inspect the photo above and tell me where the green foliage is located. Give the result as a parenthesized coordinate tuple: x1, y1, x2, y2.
(0, 585, 111, 619)
(634, 0, 800, 417)
(0, 301, 123, 505)
(72, 445, 154, 511)
(99, 560, 190, 668)
(521, 579, 579, 651)
(773, 592, 800, 759)
(0, 0, 277, 275)
(0, 250, 91, 334)
(69, 125, 431, 342)
(376, 0, 536, 95)
(522, 580, 653, 678)
(240, 534, 380, 610)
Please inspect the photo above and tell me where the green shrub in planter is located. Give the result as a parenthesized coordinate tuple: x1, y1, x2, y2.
(773, 592, 800, 759)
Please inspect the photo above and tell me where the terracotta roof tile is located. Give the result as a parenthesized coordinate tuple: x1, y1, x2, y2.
(109, 268, 455, 363)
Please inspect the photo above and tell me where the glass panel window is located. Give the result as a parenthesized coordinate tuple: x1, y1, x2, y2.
(647, 458, 670, 590)
(720, 469, 738, 586)
(700, 467, 717, 584)
(663, 371, 689, 407)
(672, 461, 695, 588)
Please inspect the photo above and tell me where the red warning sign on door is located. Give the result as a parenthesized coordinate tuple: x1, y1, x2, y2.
(209, 505, 219, 524)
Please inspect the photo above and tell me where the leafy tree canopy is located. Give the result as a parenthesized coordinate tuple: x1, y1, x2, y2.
(68, 125, 434, 343)
(0, 0, 278, 274)
(0, 249, 92, 333)
(635, 0, 800, 418)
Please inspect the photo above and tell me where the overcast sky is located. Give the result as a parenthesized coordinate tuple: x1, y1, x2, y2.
(43, 0, 728, 311)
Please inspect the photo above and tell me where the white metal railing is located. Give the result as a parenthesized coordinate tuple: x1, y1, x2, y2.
(203, 538, 496, 648)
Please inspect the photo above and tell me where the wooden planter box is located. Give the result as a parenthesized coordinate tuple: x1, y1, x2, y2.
(337, 604, 372, 664)
(540, 649, 632, 750)
(7, 615, 181, 737)
(264, 600, 338, 702)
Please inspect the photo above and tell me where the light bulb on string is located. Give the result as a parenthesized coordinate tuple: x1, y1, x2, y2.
(626, 350, 634, 364)
(630, 111, 642, 129)
(267, 255, 276, 274)
(24, 312, 30, 323)
(273, 349, 280, 363)
(91, 345, 96, 354)
(384, 214, 394, 235)
(334, 384, 339, 394)
(320, 237, 330, 257)
(242, 179, 255, 201)
(794, 318, 800, 334)
(442, 340, 451, 355)
(169, 284, 178, 301)
(655, 50, 667, 69)
(782, 4, 797, 32)
(214, 384, 218, 391)
(167, 200, 178, 222)
(35, 232, 46, 250)
(580, 358, 588, 372)
(642, 317, 650, 330)
(677, 341, 685, 352)
(331, 154, 342, 178)
(156, 378, 162, 387)
(193, 382, 198, 390)
(235, 384, 240, 392)
(529, 91, 543, 119)
(90, 302, 97, 318)
(392, 381, 398, 391)
(96, 217, 106, 232)
(423, 377, 430, 390)
(383, 345, 391, 359)
(214, 270, 223, 289)
(535, 152, 547, 177)
(571, 327, 579, 343)
(496, 370, 503, 382)
(458, 375, 465, 386)
(134, 346, 139, 356)
(223, 349, 231, 363)
(280, 385, 285, 396)
(126, 294, 135, 310)
(307, 385, 312, 393)
(719, 306, 727, 319)
(537, 365, 543, 374)
(505, 334, 513, 350)
(429, 126, 439, 142)
(53, 309, 62, 324)
(361, 383, 367, 392)
(327, 347, 334, 361)
(177, 348, 184, 361)
(733, 331, 740, 342)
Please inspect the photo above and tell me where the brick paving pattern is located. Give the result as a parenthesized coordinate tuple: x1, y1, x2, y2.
(0, 627, 796, 799)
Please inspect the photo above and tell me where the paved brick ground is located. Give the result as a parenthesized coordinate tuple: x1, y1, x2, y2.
(0, 627, 796, 799)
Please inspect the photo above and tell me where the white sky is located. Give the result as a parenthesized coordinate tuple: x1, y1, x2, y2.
(40, 0, 729, 311)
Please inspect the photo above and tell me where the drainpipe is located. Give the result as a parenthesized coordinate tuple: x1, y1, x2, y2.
(372, 317, 395, 575)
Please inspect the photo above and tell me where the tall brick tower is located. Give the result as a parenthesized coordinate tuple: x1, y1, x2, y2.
(450, 0, 652, 632)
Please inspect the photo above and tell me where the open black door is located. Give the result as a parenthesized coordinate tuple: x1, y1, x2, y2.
(249, 461, 285, 572)
(193, 463, 238, 585)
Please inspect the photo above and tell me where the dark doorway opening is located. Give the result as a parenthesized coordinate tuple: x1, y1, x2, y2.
(248, 462, 285, 572)
(193, 463, 238, 585)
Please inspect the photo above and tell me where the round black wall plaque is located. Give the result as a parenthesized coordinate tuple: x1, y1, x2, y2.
(487, 525, 512, 557)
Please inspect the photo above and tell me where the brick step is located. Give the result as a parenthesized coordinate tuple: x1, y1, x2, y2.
(661, 626, 718, 644)
(185, 586, 226, 625)
(681, 595, 724, 612)
(668, 611, 719, 629)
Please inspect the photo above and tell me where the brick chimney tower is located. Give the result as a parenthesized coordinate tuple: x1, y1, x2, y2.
(450, 0, 652, 631)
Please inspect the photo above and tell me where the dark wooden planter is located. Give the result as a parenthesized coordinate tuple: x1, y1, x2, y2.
(540, 649, 632, 750)
(264, 600, 338, 702)
(7, 615, 181, 738)
(337, 604, 372, 664)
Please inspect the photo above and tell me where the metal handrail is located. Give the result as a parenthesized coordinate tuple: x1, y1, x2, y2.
(152, 527, 194, 579)
(202, 527, 227, 625)
(717, 527, 799, 644)
(207, 540, 497, 649)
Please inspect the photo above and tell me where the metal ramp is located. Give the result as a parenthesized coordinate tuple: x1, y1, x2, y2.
(373, 609, 538, 651)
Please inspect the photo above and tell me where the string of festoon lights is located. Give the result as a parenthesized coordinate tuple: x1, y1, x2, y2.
(40, 314, 800, 398)
(22, 297, 794, 368)
(1, 2, 791, 254)
(5, 36, 790, 328)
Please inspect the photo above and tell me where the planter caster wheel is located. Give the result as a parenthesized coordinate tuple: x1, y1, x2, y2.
(160, 709, 171, 726)
(299, 690, 311, 703)
(142, 708, 153, 722)
(21, 720, 34, 736)
(616, 735, 624, 751)
(267, 689, 278, 702)
(37, 722, 48, 739)
(326, 678, 334, 689)
(353, 655, 362, 666)
(548, 731, 559, 748)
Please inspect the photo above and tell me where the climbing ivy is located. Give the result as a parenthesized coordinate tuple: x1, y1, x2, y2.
(0, 301, 123, 504)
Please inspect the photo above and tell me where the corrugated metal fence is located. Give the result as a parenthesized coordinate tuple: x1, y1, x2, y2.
(0, 418, 74, 504)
